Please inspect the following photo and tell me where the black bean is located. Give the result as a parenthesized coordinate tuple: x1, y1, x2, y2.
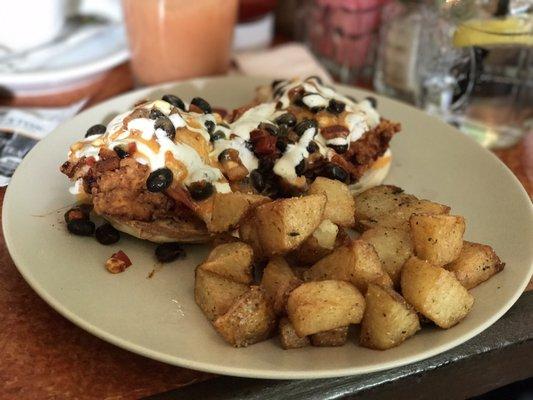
(295, 159, 306, 176)
(149, 108, 165, 120)
(210, 130, 226, 142)
(146, 168, 173, 192)
(155, 242, 185, 263)
(258, 122, 279, 136)
(190, 97, 212, 114)
(294, 96, 305, 108)
(307, 140, 319, 153)
(277, 124, 289, 137)
(274, 112, 297, 127)
(67, 219, 95, 236)
(258, 157, 274, 172)
(218, 149, 234, 162)
(327, 99, 346, 114)
(250, 169, 265, 192)
(327, 143, 348, 154)
(204, 120, 216, 134)
(365, 96, 378, 108)
(245, 140, 254, 152)
(271, 79, 284, 89)
(276, 139, 287, 152)
(323, 163, 349, 182)
(162, 94, 185, 110)
(95, 223, 120, 245)
(85, 124, 106, 137)
(64, 207, 89, 224)
(154, 116, 175, 140)
(113, 146, 128, 159)
(188, 181, 214, 201)
(294, 119, 317, 137)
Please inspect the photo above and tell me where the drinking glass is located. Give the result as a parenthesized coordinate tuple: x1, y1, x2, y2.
(122, 0, 239, 86)
(375, 1, 533, 148)
(298, 0, 388, 86)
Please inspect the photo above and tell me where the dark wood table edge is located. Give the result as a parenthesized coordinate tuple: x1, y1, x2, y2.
(145, 291, 533, 400)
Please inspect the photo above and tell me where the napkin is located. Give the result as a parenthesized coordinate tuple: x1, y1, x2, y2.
(233, 43, 332, 83)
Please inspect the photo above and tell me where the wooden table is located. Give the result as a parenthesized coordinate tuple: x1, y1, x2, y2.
(0, 64, 531, 399)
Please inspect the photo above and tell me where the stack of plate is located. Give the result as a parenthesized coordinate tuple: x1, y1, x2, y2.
(0, 1, 129, 97)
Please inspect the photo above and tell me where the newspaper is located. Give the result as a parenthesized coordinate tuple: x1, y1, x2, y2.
(0, 100, 85, 186)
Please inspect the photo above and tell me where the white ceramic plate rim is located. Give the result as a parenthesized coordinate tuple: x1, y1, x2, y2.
(0, 49, 129, 85)
(3, 76, 533, 379)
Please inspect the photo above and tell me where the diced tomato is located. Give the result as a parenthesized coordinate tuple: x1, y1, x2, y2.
(85, 157, 96, 167)
(127, 142, 137, 155)
(249, 129, 277, 155)
(249, 128, 268, 142)
(321, 125, 350, 140)
(229, 105, 251, 122)
(112, 250, 132, 267)
(288, 86, 304, 101)
(254, 135, 277, 155)
(212, 107, 228, 118)
(188, 104, 203, 114)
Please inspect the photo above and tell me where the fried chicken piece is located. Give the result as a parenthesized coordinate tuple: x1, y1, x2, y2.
(342, 119, 401, 179)
(92, 158, 173, 221)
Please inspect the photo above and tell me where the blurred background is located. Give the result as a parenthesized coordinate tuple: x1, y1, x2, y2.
(0, 0, 531, 184)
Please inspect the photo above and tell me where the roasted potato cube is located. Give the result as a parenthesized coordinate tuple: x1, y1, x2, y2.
(445, 241, 504, 289)
(211, 233, 240, 247)
(287, 280, 365, 337)
(199, 242, 253, 284)
(213, 286, 276, 347)
(279, 317, 310, 349)
(308, 219, 338, 250)
(360, 284, 420, 350)
(194, 268, 249, 321)
(361, 225, 413, 286)
(304, 240, 393, 293)
(238, 214, 264, 260)
(308, 177, 355, 227)
(374, 200, 451, 229)
(287, 220, 339, 265)
(410, 214, 465, 266)
(243, 194, 327, 257)
(291, 266, 309, 281)
(260, 257, 301, 314)
(355, 185, 450, 230)
(354, 185, 418, 229)
(207, 192, 270, 233)
(310, 326, 349, 347)
(401, 257, 474, 328)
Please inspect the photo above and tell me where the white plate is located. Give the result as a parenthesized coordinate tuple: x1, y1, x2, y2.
(0, 23, 128, 95)
(3, 76, 533, 379)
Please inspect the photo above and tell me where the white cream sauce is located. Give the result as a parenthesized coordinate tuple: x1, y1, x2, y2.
(67, 78, 382, 191)
(273, 126, 316, 180)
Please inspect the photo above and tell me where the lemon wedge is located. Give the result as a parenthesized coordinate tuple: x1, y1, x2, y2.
(453, 16, 533, 47)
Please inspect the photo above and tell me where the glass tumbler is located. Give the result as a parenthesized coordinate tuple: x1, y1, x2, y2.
(122, 0, 239, 86)
(375, 1, 533, 149)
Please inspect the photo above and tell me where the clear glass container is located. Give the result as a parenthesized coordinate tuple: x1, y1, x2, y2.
(375, 0, 533, 148)
(298, 0, 389, 86)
